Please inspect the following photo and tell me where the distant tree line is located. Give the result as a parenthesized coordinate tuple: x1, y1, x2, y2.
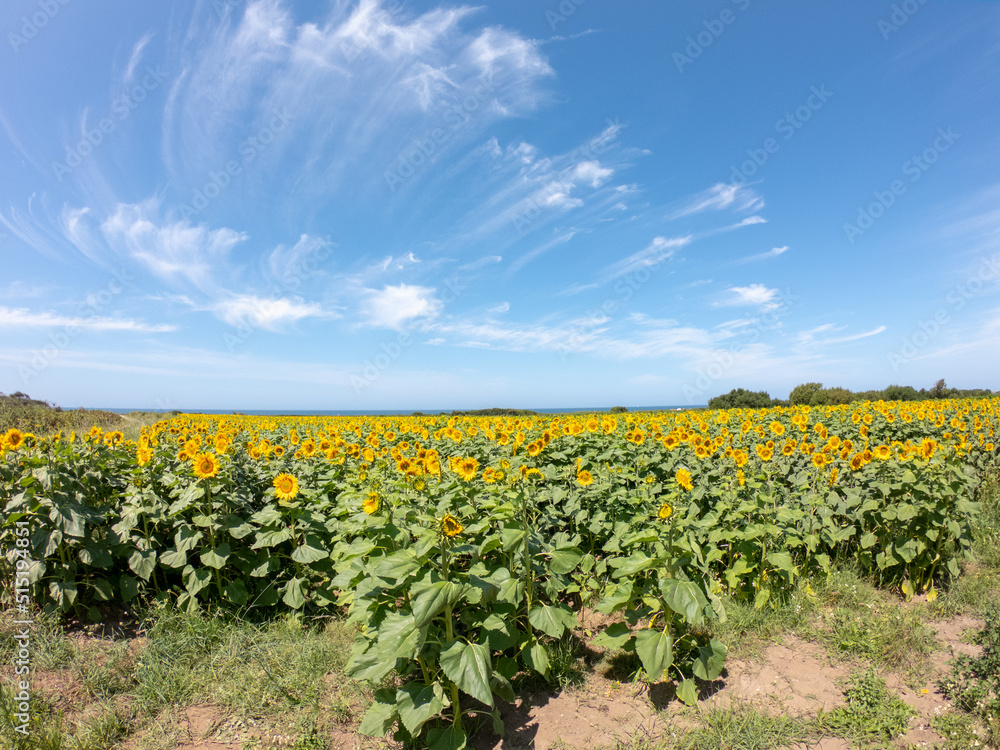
(707, 379, 995, 410)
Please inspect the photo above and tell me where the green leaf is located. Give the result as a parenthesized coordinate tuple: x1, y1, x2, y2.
(596, 580, 634, 614)
(660, 578, 706, 626)
(282, 577, 307, 609)
(128, 549, 157, 581)
(524, 640, 549, 676)
(358, 690, 399, 737)
(440, 640, 493, 707)
(765, 551, 796, 577)
(160, 547, 188, 568)
(482, 614, 517, 651)
(200, 544, 231, 569)
(410, 580, 467, 627)
(290, 541, 329, 564)
(184, 566, 211, 596)
(427, 724, 467, 750)
(347, 643, 395, 682)
(634, 627, 673, 680)
(676, 677, 698, 706)
(120, 575, 139, 602)
(693, 638, 727, 681)
(377, 613, 424, 662)
(174, 526, 203, 553)
(548, 547, 584, 574)
(91, 578, 114, 602)
(223, 578, 249, 606)
(528, 603, 577, 638)
(374, 549, 420, 580)
(396, 682, 445, 735)
(593, 622, 633, 651)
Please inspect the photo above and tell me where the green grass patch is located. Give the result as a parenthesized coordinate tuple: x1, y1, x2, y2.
(817, 667, 915, 745)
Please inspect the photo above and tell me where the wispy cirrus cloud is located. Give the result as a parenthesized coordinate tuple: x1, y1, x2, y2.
(0, 306, 176, 332)
(666, 182, 764, 221)
(716, 283, 781, 310)
(734, 245, 788, 265)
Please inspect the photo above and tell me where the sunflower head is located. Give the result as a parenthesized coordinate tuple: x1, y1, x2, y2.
(362, 492, 380, 515)
(658, 503, 673, 520)
(273, 472, 300, 501)
(441, 514, 463, 538)
(675, 468, 693, 491)
(577, 470, 593, 487)
(193, 452, 221, 479)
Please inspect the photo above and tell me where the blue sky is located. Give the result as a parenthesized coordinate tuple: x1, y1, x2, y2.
(1, 0, 999, 411)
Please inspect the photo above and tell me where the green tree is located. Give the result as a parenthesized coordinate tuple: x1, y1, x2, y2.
(789, 382, 824, 405)
(707, 388, 774, 410)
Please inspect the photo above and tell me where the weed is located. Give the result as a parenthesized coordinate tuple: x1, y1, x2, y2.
(818, 668, 915, 744)
(938, 602, 1000, 747)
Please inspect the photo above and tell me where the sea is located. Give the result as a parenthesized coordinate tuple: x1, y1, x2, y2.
(94, 405, 705, 416)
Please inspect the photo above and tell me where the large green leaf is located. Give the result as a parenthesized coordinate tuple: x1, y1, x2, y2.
(358, 689, 399, 737)
(128, 549, 157, 581)
(281, 577, 307, 609)
(548, 547, 584, 574)
(396, 682, 445, 735)
(634, 627, 673, 680)
(290, 540, 329, 564)
(692, 637, 727, 681)
(411, 580, 466, 627)
(660, 578, 706, 626)
(528, 603, 577, 638)
(676, 677, 698, 706)
(159, 547, 188, 568)
(593, 622, 632, 651)
(440, 640, 493, 707)
(347, 643, 395, 682)
(427, 724, 467, 750)
(377, 613, 425, 662)
(200, 544, 231, 569)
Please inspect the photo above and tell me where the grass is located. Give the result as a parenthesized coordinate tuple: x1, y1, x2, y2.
(0, 605, 367, 750)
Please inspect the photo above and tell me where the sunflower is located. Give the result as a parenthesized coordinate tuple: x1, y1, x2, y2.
(769, 421, 785, 436)
(527, 441, 542, 457)
(737, 469, 746, 487)
(755, 444, 773, 462)
(455, 457, 479, 482)
(675, 468, 693, 491)
(273, 473, 299, 501)
(781, 442, 796, 457)
(137, 448, 153, 466)
(733, 449, 748, 468)
(441, 514, 463, 537)
(273, 445, 286, 458)
(811, 453, 828, 468)
(362, 492, 380, 514)
(920, 439, 937, 460)
(3, 428, 25, 451)
(658, 503, 673, 519)
(577, 470, 594, 487)
(849, 453, 865, 471)
(301, 440, 317, 457)
(873, 445, 892, 461)
(193, 452, 221, 479)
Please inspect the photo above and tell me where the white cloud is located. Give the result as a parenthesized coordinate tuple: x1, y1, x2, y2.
(666, 183, 764, 221)
(717, 284, 781, 310)
(605, 235, 692, 279)
(0, 306, 176, 333)
(101, 202, 247, 293)
(734, 245, 788, 265)
(267, 234, 335, 285)
(488, 302, 510, 313)
(799, 324, 887, 346)
(363, 283, 442, 328)
(571, 160, 614, 188)
(213, 295, 330, 330)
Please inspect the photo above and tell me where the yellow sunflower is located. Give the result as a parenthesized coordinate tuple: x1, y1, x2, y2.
(441, 514, 463, 537)
(658, 503, 673, 519)
(577, 470, 594, 487)
(192, 452, 221, 479)
(873, 445, 892, 461)
(273, 473, 299, 501)
(675, 468, 693, 491)
(362, 492, 380, 514)
(3, 428, 25, 451)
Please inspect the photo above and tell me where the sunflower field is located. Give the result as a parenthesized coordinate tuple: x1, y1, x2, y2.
(1, 398, 998, 748)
